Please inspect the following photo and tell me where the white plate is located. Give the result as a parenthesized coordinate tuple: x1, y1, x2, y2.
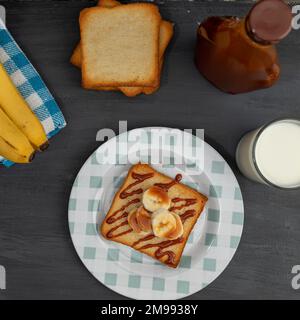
(68, 127, 244, 299)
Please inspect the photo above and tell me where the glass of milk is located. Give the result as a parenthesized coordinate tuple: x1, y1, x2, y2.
(236, 118, 300, 189)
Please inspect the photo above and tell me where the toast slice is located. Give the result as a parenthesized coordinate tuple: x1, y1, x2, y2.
(101, 164, 208, 268)
(119, 20, 173, 97)
(70, 0, 121, 68)
(80, 4, 161, 88)
(71, 0, 173, 96)
(72, 20, 173, 96)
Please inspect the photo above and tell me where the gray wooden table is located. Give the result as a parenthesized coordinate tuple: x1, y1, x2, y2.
(0, 0, 299, 300)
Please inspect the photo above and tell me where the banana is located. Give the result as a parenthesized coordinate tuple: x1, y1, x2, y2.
(152, 209, 183, 239)
(0, 108, 35, 163)
(128, 208, 142, 233)
(128, 206, 153, 234)
(152, 208, 177, 238)
(167, 213, 183, 240)
(142, 186, 171, 212)
(136, 206, 152, 232)
(0, 137, 34, 163)
(0, 64, 48, 151)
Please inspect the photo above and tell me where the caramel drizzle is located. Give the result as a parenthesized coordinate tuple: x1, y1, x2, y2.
(154, 174, 182, 191)
(106, 220, 132, 239)
(169, 197, 197, 223)
(105, 171, 154, 238)
(180, 210, 196, 223)
(119, 172, 154, 199)
(106, 198, 140, 224)
(138, 237, 184, 266)
(105, 172, 196, 252)
(132, 234, 156, 247)
(170, 198, 197, 212)
(131, 206, 196, 264)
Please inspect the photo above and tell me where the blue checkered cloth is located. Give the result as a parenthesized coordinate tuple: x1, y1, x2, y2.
(0, 20, 66, 167)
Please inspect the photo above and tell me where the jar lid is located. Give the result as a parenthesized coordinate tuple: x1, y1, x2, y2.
(247, 0, 292, 44)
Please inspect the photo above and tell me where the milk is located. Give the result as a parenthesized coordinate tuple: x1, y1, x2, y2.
(236, 119, 300, 188)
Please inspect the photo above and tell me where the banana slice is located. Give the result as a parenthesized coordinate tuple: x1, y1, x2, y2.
(167, 213, 184, 240)
(136, 206, 152, 232)
(152, 208, 177, 238)
(142, 186, 171, 212)
(127, 208, 142, 233)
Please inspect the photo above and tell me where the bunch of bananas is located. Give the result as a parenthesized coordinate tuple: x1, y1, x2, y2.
(0, 64, 48, 163)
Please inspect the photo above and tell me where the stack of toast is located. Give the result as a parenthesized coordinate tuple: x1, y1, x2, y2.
(70, 0, 174, 97)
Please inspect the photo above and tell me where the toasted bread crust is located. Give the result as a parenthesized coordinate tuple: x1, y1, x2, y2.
(100, 164, 208, 268)
(70, 44, 82, 68)
(80, 4, 161, 88)
(143, 21, 174, 95)
(98, 0, 120, 8)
